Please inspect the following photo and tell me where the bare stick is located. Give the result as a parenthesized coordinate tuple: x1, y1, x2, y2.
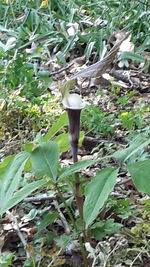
(53, 200, 71, 235)
(50, 63, 74, 76)
(6, 211, 30, 258)
(23, 195, 56, 202)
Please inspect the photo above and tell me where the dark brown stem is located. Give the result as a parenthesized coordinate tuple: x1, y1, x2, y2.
(74, 172, 84, 220)
(66, 108, 93, 266)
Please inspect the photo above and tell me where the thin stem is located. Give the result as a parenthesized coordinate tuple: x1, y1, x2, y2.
(53, 199, 71, 235)
(54, 183, 77, 232)
(72, 144, 92, 266)
(54, 183, 89, 265)
(74, 172, 84, 220)
(9, 2, 17, 26)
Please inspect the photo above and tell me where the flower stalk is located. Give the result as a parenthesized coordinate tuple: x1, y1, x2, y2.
(62, 92, 91, 266)
(62, 93, 85, 219)
(67, 108, 81, 163)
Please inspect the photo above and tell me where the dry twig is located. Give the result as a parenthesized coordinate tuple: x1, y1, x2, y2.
(6, 211, 30, 258)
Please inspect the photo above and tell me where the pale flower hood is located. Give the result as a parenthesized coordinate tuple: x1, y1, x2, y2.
(62, 93, 86, 110)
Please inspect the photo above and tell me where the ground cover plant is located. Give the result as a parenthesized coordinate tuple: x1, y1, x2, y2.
(0, 0, 150, 266)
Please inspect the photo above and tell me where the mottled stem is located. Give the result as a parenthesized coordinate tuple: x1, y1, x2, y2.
(67, 108, 81, 162)
(67, 108, 92, 266)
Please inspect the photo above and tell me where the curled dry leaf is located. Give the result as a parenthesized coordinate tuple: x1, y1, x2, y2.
(70, 32, 130, 79)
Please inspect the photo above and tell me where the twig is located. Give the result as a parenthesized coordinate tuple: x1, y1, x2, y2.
(6, 211, 30, 258)
(23, 195, 56, 202)
(116, 177, 131, 186)
(130, 244, 148, 267)
(53, 199, 71, 235)
(50, 63, 74, 76)
(54, 183, 77, 232)
(111, 70, 140, 88)
(47, 247, 63, 267)
(83, 136, 127, 147)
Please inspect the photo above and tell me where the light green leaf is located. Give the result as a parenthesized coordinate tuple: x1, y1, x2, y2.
(54, 133, 70, 152)
(3, 180, 46, 214)
(83, 167, 118, 228)
(24, 142, 34, 152)
(31, 141, 59, 181)
(127, 160, 150, 195)
(113, 134, 150, 163)
(91, 219, 122, 240)
(0, 152, 30, 216)
(0, 155, 14, 176)
(0, 252, 14, 267)
(44, 112, 68, 140)
(58, 158, 100, 181)
(38, 213, 59, 231)
(136, 36, 150, 53)
(85, 41, 95, 59)
(38, 71, 52, 83)
(60, 80, 75, 98)
(79, 131, 85, 147)
(54, 131, 85, 152)
(24, 158, 32, 172)
(120, 52, 146, 62)
(56, 51, 66, 65)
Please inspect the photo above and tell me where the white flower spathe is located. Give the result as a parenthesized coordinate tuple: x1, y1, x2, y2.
(62, 93, 85, 110)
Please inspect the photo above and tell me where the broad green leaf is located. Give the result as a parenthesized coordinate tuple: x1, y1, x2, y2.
(24, 142, 34, 152)
(113, 134, 150, 163)
(83, 167, 118, 228)
(44, 112, 68, 140)
(38, 213, 59, 231)
(58, 158, 100, 181)
(0, 155, 14, 176)
(120, 52, 146, 62)
(2, 180, 46, 215)
(54, 133, 70, 152)
(91, 219, 122, 240)
(127, 160, 150, 195)
(0, 152, 30, 216)
(31, 141, 59, 181)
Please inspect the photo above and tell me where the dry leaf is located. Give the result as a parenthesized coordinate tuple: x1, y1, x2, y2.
(71, 32, 130, 79)
(119, 34, 134, 52)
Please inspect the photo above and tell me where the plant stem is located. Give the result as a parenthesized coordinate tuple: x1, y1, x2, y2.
(54, 183, 90, 265)
(66, 107, 93, 266)
(73, 145, 92, 266)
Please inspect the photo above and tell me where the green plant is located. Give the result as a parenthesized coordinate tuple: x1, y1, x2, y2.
(81, 105, 115, 136)
(106, 197, 139, 220)
(1, 1, 150, 265)
(91, 219, 122, 240)
(1, 110, 150, 266)
(118, 104, 149, 130)
(0, 252, 14, 267)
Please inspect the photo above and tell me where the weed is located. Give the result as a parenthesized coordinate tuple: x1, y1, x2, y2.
(81, 105, 115, 136)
